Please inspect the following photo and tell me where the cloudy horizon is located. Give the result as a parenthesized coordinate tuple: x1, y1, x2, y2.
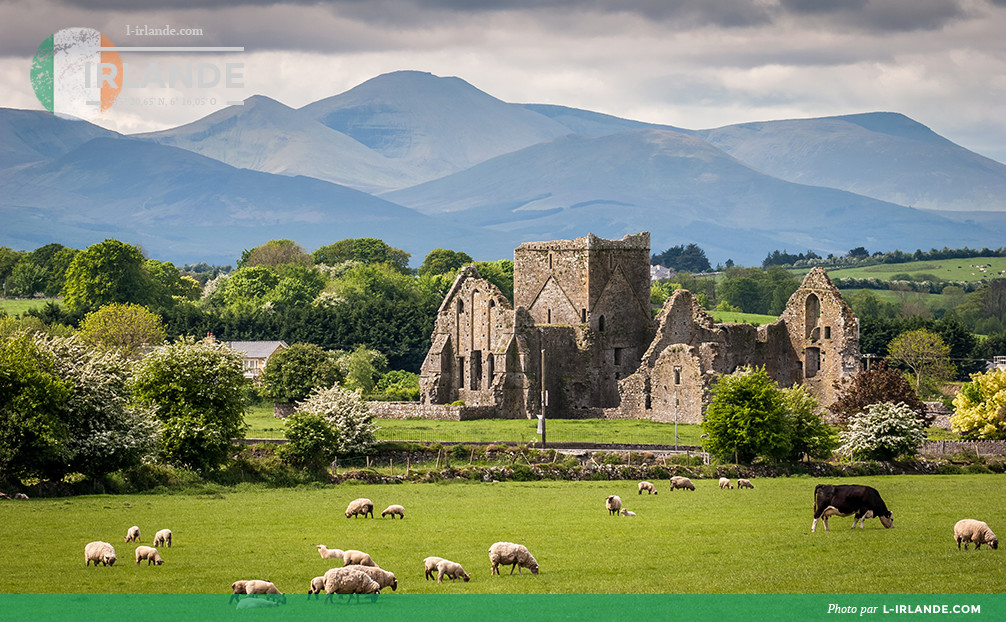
(3, 0, 1006, 163)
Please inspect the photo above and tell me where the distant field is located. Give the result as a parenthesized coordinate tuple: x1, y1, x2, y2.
(710, 310, 779, 325)
(797, 257, 1006, 283)
(839, 287, 941, 306)
(0, 297, 61, 315)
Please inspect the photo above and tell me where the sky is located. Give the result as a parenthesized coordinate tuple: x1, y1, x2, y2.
(3, 0, 1006, 162)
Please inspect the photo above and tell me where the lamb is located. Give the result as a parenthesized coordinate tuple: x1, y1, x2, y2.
(229, 581, 249, 604)
(134, 546, 164, 565)
(637, 481, 657, 495)
(669, 476, 695, 491)
(124, 526, 141, 543)
(323, 567, 381, 603)
(152, 528, 172, 548)
(308, 576, 326, 599)
(424, 556, 446, 580)
(381, 504, 405, 519)
(344, 564, 398, 591)
(84, 541, 117, 567)
(737, 479, 754, 489)
(605, 495, 622, 516)
(345, 498, 374, 518)
(488, 541, 539, 575)
(244, 579, 286, 605)
(436, 559, 470, 583)
(718, 477, 733, 490)
(342, 549, 377, 567)
(14, 493, 28, 500)
(316, 544, 344, 559)
(620, 509, 636, 517)
(954, 519, 999, 551)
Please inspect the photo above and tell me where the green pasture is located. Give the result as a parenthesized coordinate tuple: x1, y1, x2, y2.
(803, 258, 1006, 283)
(3, 475, 1005, 595)
(0, 297, 61, 315)
(710, 311, 779, 325)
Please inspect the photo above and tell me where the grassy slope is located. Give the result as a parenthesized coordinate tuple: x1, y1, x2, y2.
(710, 311, 779, 325)
(794, 258, 1006, 283)
(0, 298, 61, 315)
(3, 476, 1005, 594)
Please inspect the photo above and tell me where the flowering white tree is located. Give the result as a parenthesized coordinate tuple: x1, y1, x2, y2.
(294, 384, 376, 456)
(839, 402, 926, 461)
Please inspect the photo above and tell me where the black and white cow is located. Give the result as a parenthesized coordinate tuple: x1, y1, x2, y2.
(812, 484, 894, 532)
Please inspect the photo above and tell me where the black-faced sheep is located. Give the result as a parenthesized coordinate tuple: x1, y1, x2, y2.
(954, 519, 999, 550)
(135, 546, 164, 565)
(424, 556, 446, 580)
(124, 526, 141, 543)
(381, 504, 405, 519)
(489, 541, 538, 575)
(152, 528, 172, 548)
(316, 545, 344, 559)
(342, 549, 377, 567)
(737, 479, 754, 489)
(669, 476, 695, 491)
(84, 541, 116, 567)
(718, 477, 732, 490)
(309, 576, 326, 599)
(638, 481, 657, 495)
(345, 498, 374, 518)
(605, 495, 622, 516)
(344, 564, 398, 591)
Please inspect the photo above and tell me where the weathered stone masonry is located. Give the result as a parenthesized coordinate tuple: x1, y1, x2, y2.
(418, 233, 859, 423)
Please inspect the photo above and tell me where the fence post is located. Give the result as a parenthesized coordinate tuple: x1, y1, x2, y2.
(390, 458, 393, 476)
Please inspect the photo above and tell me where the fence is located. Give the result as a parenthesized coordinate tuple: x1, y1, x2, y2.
(919, 440, 1006, 457)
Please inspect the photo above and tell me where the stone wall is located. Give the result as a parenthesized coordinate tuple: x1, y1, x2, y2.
(367, 402, 500, 421)
(919, 440, 1006, 456)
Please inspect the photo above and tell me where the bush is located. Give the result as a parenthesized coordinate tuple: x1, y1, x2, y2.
(279, 412, 340, 471)
(839, 402, 926, 461)
(294, 384, 377, 457)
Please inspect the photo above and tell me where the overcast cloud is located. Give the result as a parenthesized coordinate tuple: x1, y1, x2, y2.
(2, 0, 1006, 162)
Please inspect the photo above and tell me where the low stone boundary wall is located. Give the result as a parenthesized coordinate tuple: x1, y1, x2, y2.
(367, 402, 498, 421)
(920, 440, 1006, 456)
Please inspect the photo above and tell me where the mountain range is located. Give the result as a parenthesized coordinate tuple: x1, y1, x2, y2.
(2, 69, 1006, 266)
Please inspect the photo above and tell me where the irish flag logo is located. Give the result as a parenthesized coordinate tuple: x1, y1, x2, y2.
(30, 27, 122, 119)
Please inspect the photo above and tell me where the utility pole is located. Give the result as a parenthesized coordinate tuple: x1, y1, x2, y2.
(674, 392, 679, 450)
(539, 348, 547, 448)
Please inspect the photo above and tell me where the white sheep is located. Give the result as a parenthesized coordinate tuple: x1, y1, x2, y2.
(954, 519, 999, 550)
(381, 504, 405, 519)
(342, 549, 377, 567)
(345, 498, 374, 518)
(436, 559, 470, 583)
(14, 493, 28, 500)
(308, 576, 326, 599)
(605, 495, 622, 516)
(134, 546, 164, 566)
(620, 509, 636, 517)
(229, 580, 251, 604)
(424, 556, 446, 581)
(488, 541, 539, 575)
(344, 564, 398, 591)
(637, 481, 657, 495)
(243, 580, 286, 605)
(669, 476, 695, 491)
(84, 541, 117, 567)
(737, 479, 754, 489)
(124, 526, 141, 543)
(718, 477, 733, 490)
(315, 545, 344, 560)
(152, 528, 172, 548)
(323, 567, 381, 603)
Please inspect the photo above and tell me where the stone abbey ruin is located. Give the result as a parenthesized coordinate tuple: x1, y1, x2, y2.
(415, 232, 860, 423)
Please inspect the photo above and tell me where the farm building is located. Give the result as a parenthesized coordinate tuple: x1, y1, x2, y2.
(226, 340, 288, 379)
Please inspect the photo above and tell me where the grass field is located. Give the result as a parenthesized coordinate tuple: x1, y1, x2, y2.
(3, 475, 1005, 594)
(796, 258, 1006, 283)
(0, 297, 61, 315)
(710, 311, 779, 325)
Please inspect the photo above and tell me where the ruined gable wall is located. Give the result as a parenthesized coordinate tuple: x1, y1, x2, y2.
(514, 238, 589, 325)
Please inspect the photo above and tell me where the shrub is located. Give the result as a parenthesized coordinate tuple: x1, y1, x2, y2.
(279, 412, 340, 471)
(294, 384, 377, 457)
(839, 402, 926, 461)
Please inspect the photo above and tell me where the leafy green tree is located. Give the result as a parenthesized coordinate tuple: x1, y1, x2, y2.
(781, 385, 839, 460)
(828, 362, 927, 426)
(0, 246, 26, 293)
(951, 368, 1006, 439)
(294, 384, 376, 456)
(887, 329, 956, 394)
(8, 260, 48, 297)
(44, 247, 80, 297)
(473, 260, 514, 302)
(265, 264, 326, 309)
(312, 238, 411, 273)
(0, 335, 72, 480)
(418, 248, 473, 276)
(220, 265, 279, 307)
(336, 345, 388, 394)
(78, 303, 166, 358)
(652, 243, 712, 273)
(279, 412, 340, 471)
(701, 366, 792, 463)
(374, 370, 420, 401)
(131, 337, 248, 471)
(260, 343, 342, 403)
(62, 239, 154, 312)
(245, 239, 312, 268)
(838, 402, 926, 460)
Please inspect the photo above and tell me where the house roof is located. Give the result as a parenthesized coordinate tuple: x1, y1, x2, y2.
(227, 341, 288, 359)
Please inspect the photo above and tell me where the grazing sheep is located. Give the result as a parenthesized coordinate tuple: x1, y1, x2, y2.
(14, 493, 28, 500)
(424, 556, 446, 581)
(316, 545, 344, 560)
(84, 541, 117, 567)
(309, 576, 326, 599)
(124, 526, 141, 543)
(620, 509, 636, 517)
(342, 549, 377, 567)
(669, 476, 695, 491)
(954, 519, 999, 551)
(436, 559, 470, 583)
(488, 541, 539, 575)
(737, 479, 754, 489)
(323, 567, 381, 603)
(152, 528, 172, 548)
(381, 504, 405, 519)
(345, 498, 375, 519)
(0, 492, 8, 499)
(230, 580, 249, 601)
(637, 481, 657, 495)
(718, 477, 733, 490)
(244, 580, 286, 605)
(344, 564, 398, 591)
(605, 495, 622, 516)
(134, 546, 164, 566)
